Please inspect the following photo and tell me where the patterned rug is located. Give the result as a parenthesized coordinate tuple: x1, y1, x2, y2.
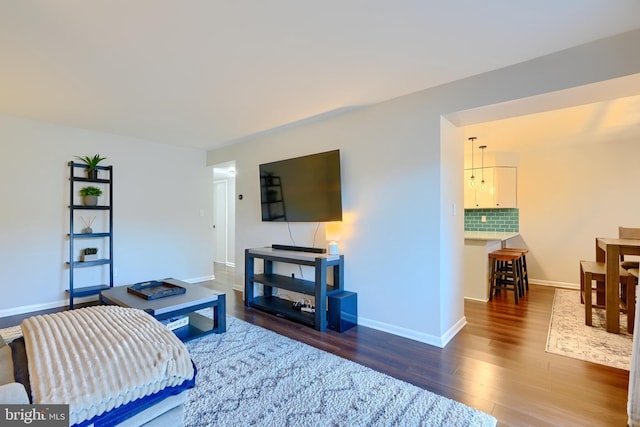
(546, 289, 632, 370)
(1, 316, 497, 426)
(184, 316, 496, 426)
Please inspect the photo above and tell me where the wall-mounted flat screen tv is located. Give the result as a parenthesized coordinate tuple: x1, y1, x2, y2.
(259, 150, 343, 222)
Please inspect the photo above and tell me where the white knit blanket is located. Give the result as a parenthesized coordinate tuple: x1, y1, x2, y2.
(21, 305, 194, 426)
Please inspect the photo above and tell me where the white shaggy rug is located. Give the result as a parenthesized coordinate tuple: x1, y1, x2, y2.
(1, 317, 497, 426)
(546, 289, 632, 370)
(184, 316, 496, 427)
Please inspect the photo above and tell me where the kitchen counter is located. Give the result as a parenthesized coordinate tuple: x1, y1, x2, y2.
(464, 231, 520, 242)
(464, 232, 521, 302)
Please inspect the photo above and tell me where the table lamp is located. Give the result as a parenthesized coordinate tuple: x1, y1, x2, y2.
(325, 222, 342, 255)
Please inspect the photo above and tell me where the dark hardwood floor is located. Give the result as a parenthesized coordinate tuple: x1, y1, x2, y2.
(1, 264, 629, 426)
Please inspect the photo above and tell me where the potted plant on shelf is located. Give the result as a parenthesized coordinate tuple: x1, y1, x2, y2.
(79, 186, 103, 206)
(76, 154, 107, 180)
(82, 247, 98, 262)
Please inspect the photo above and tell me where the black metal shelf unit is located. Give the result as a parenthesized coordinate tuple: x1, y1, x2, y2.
(67, 161, 113, 309)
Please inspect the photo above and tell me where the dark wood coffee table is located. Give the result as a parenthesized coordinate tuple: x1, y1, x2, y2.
(100, 278, 226, 341)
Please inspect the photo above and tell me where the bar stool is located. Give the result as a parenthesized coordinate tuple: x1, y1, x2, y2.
(580, 260, 635, 333)
(491, 248, 526, 297)
(489, 250, 523, 304)
(498, 248, 529, 292)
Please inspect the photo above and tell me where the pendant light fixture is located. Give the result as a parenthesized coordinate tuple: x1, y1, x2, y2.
(468, 137, 477, 188)
(479, 145, 487, 191)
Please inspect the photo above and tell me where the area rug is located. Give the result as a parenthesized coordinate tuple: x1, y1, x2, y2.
(1, 317, 496, 426)
(546, 289, 632, 370)
(183, 316, 496, 427)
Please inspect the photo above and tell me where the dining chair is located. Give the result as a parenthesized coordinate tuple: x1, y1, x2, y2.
(580, 260, 635, 333)
(619, 226, 640, 270)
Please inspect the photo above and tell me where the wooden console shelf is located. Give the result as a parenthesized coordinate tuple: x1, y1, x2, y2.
(244, 247, 344, 331)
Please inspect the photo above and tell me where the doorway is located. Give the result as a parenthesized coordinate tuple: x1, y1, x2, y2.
(212, 161, 236, 267)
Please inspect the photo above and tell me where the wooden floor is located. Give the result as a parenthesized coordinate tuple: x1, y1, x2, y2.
(1, 264, 630, 426)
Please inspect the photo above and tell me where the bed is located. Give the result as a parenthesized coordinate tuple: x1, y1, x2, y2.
(0, 305, 196, 426)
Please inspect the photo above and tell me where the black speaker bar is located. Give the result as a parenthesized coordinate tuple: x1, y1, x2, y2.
(272, 244, 326, 254)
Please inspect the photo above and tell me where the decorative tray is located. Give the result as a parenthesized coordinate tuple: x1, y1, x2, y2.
(127, 280, 186, 300)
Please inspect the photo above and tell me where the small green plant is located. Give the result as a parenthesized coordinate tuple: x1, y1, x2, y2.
(84, 248, 98, 255)
(76, 154, 107, 172)
(79, 186, 103, 197)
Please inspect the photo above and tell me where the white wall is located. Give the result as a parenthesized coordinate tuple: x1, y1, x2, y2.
(514, 137, 640, 286)
(207, 29, 640, 347)
(0, 115, 213, 315)
(462, 92, 640, 288)
(440, 118, 466, 338)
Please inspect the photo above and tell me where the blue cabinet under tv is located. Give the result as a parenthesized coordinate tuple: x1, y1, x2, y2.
(244, 247, 346, 331)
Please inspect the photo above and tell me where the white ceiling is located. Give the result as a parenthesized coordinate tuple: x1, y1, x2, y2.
(448, 72, 640, 156)
(2, 1, 640, 150)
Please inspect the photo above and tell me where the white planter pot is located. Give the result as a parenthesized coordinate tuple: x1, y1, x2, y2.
(83, 195, 98, 206)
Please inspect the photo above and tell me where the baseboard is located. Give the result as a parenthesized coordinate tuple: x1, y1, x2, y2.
(0, 275, 217, 319)
(357, 315, 467, 349)
(464, 296, 489, 303)
(530, 278, 578, 290)
(440, 316, 468, 347)
(0, 295, 99, 318)
(232, 283, 244, 293)
(182, 274, 215, 284)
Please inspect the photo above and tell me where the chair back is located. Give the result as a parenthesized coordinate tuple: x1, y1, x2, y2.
(619, 226, 640, 240)
(619, 227, 640, 264)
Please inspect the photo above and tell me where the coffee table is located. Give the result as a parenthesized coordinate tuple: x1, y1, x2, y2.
(100, 278, 226, 341)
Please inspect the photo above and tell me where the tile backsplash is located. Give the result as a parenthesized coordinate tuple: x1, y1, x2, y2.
(464, 208, 519, 232)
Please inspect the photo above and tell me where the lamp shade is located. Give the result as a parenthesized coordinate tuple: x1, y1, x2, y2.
(326, 222, 342, 255)
(325, 222, 342, 242)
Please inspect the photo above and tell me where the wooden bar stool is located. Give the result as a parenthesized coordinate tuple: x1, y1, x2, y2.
(491, 248, 526, 297)
(580, 260, 635, 333)
(489, 250, 523, 304)
(497, 248, 529, 292)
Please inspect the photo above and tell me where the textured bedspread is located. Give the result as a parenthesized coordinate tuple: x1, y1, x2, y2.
(21, 305, 194, 426)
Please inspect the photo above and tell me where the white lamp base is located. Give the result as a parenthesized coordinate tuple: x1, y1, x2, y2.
(328, 242, 339, 255)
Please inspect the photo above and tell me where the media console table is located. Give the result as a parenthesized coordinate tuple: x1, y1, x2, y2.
(244, 247, 347, 331)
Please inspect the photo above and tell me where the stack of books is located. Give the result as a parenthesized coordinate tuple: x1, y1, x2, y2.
(160, 315, 189, 331)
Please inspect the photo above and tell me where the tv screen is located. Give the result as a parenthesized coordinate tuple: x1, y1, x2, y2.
(259, 150, 343, 222)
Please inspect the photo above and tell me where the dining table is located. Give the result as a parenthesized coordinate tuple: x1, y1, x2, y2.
(595, 237, 640, 333)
